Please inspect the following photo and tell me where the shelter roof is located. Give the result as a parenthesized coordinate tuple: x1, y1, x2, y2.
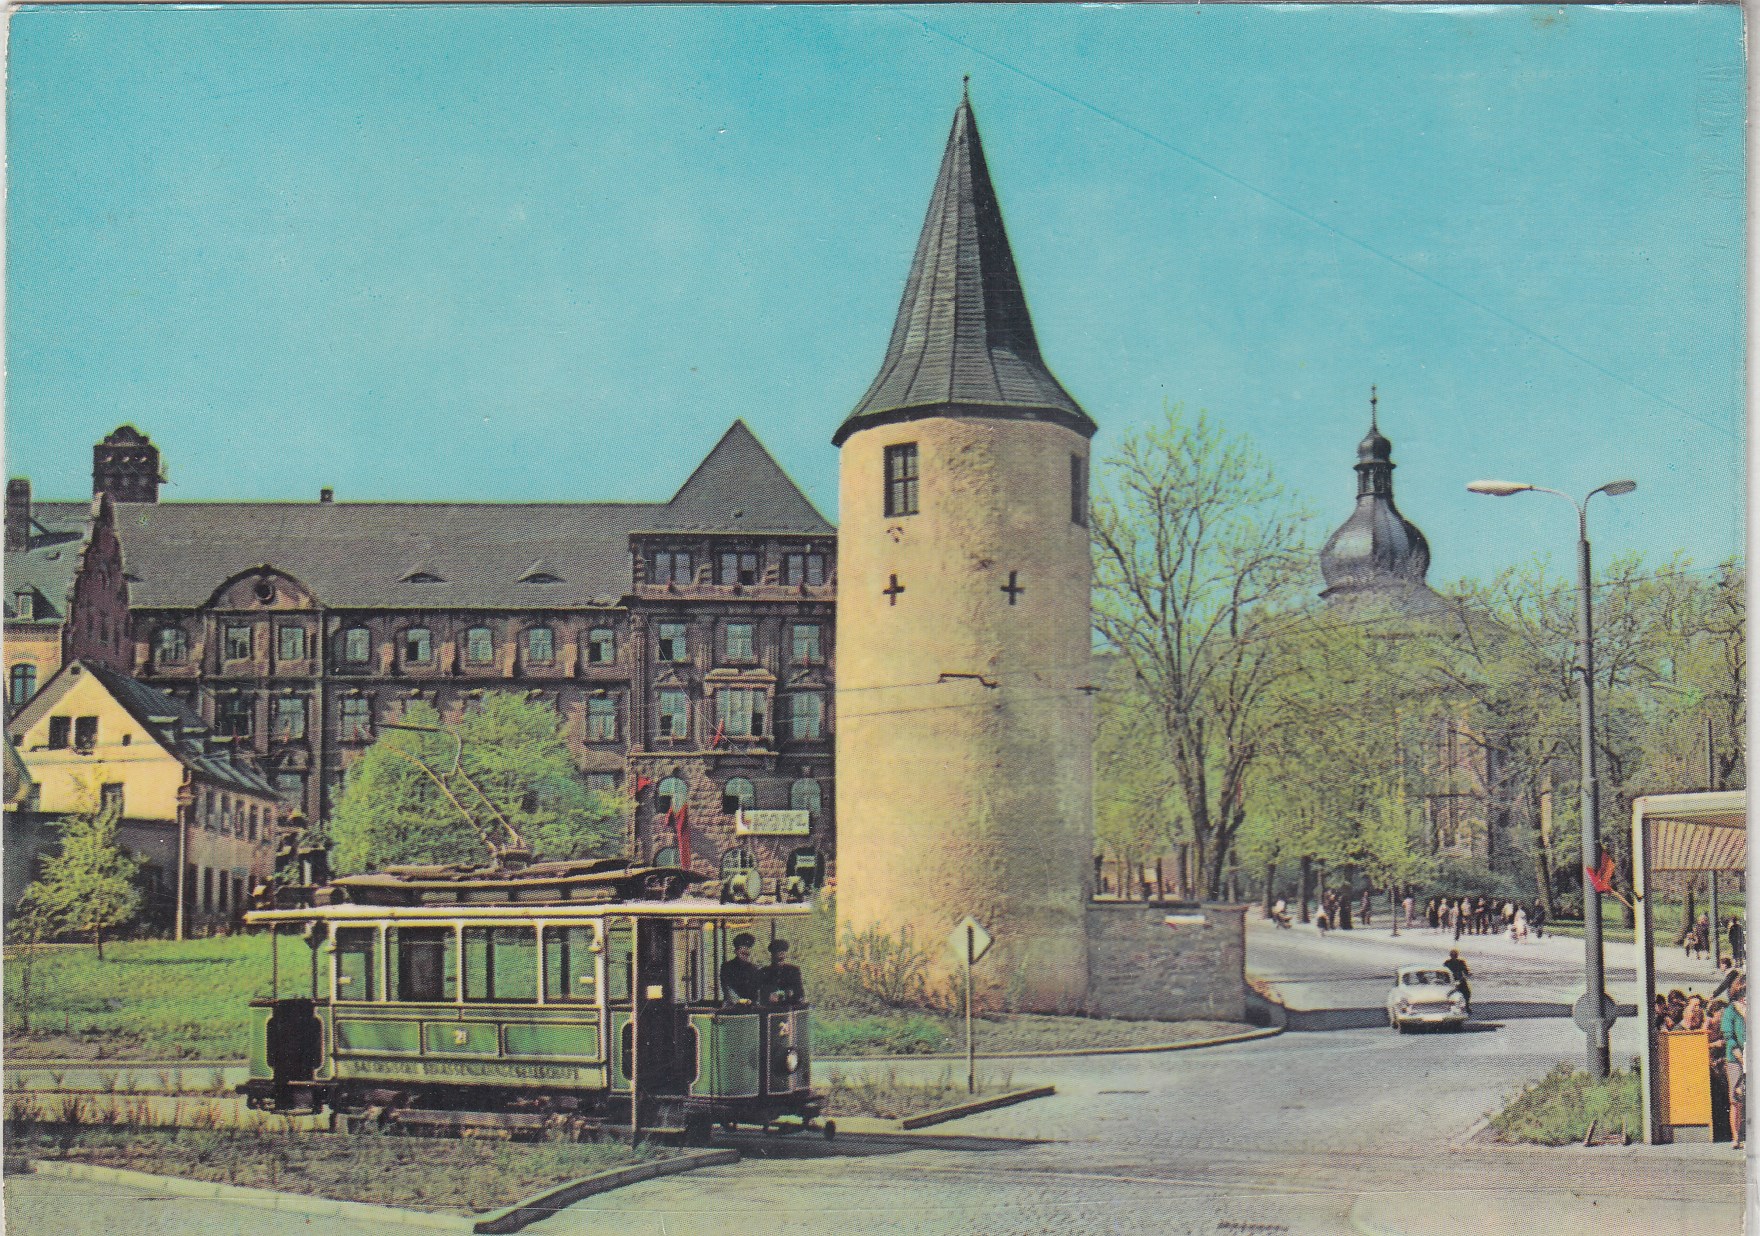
(1633, 790, 1746, 872)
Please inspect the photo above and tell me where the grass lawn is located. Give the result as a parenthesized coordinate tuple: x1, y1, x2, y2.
(814, 1011, 1249, 1057)
(1487, 1062, 1642, 1146)
(4, 1124, 671, 1214)
(6, 935, 272, 1060)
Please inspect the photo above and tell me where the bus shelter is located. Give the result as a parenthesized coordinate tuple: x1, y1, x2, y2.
(1632, 789, 1747, 1144)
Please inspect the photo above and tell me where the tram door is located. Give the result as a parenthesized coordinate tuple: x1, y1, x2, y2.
(633, 919, 688, 1099)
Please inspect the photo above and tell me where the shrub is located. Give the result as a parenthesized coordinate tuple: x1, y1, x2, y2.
(1490, 1061, 1642, 1145)
(836, 921, 940, 1011)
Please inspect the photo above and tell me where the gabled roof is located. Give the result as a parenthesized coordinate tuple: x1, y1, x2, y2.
(835, 94, 1094, 446)
(31, 422, 831, 612)
(4, 504, 90, 624)
(7, 661, 278, 798)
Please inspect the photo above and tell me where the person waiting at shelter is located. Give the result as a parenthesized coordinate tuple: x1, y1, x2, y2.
(720, 933, 763, 1004)
(760, 938, 805, 1005)
(1723, 986, 1746, 1151)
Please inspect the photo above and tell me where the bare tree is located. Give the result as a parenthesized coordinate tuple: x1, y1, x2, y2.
(1091, 408, 1312, 900)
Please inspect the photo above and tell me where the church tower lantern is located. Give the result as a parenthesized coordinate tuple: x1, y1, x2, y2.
(833, 89, 1096, 1014)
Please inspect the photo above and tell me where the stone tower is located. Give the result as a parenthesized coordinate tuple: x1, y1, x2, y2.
(92, 425, 162, 504)
(833, 92, 1096, 1013)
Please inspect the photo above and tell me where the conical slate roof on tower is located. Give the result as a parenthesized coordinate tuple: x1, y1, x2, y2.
(833, 91, 1095, 446)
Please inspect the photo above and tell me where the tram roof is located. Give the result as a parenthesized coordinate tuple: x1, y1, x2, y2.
(246, 897, 813, 925)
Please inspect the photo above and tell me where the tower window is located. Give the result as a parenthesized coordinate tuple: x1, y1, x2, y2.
(884, 444, 919, 517)
(1071, 453, 1089, 527)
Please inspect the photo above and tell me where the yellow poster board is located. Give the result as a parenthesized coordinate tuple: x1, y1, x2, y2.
(1658, 1030, 1713, 1128)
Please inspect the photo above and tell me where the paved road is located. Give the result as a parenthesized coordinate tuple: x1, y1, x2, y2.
(11, 920, 1748, 1234)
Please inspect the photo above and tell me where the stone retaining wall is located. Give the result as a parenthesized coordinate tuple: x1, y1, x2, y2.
(1084, 901, 1246, 1022)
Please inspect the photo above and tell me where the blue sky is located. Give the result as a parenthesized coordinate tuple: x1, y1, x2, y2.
(6, 4, 1745, 588)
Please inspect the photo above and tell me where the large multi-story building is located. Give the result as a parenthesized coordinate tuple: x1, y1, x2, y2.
(11, 419, 837, 890)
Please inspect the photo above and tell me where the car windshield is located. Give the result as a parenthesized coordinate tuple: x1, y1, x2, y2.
(1403, 970, 1453, 986)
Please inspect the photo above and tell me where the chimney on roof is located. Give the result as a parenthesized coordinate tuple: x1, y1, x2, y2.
(320, 488, 334, 504)
(6, 479, 30, 552)
(93, 426, 162, 504)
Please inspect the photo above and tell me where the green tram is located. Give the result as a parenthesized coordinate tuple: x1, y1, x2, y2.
(239, 858, 826, 1143)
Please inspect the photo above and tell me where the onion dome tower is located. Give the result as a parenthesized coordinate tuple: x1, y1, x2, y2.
(834, 87, 1095, 1013)
(1319, 389, 1447, 616)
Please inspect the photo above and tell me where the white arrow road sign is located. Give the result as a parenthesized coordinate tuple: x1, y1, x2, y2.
(950, 915, 992, 966)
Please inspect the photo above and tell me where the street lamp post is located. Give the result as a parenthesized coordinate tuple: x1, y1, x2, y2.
(1467, 477, 1635, 1078)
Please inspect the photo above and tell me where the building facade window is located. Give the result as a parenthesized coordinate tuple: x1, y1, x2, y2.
(884, 443, 919, 517)
(157, 627, 189, 664)
(526, 627, 555, 664)
(404, 627, 433, 663)
(791, 624, 822, 664)
(247, 805, 258, 841)
(586, 628, 615, 664)
(724, 623, 755, 662)
(658, 623, 689, 662)
(73, 715, 99, 751)
(783, 552, 827, 587)
(343, 627, 371, 664)
(651, 549, 693, 587)
(340, 696, 373, 741)
(276, 772, 304, 803)
(46, 716, 71, 750)
(790, 779, 822, 816)
(718, 551, 760, 586)
(465, 627, 494, 664)
(722, 777, 755, 814)
(224, 623, 254, 661)
(9, 663, 37, 706)
(715, 687, 765, 739)
(586, 696, 618, 742)
(100, 782, 124, 816)
(273, 696, 306, 740)
(1071, 453, 1089, 527)
(218, 694, 253, 739)
(277, 625, 307, 661)
(788, 692, 825, 741)
(658, 689, 689, 740)
(656, 776, 688, 814)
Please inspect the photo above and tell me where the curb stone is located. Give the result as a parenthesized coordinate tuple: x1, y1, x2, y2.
(817, 1024, 1280, 1064)
(898, 1085, 1056, 1130)
(27, 1159, 474, 1230)
(472, 1149, 739, 1234)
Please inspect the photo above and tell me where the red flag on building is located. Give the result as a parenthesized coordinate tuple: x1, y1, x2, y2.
(674, 803, 691, 871)
(709, 720, 725, 749)
(634, 775, 653, 794)
(1585, 849, 1618, 895)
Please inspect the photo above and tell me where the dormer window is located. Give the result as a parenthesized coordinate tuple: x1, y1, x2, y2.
(224, 623, 254, 661)
(277, 625, 307, 661)
(519, 562, 563, 584)
(401, 567, 446, 584)
(13, 591, 33, 621)
(718, 551, 760, 586)
(651, 550, 693, 587)
(157, 627, 189, 664)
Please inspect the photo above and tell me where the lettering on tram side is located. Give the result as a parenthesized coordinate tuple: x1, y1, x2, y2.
(345, 1059, 590, 1081)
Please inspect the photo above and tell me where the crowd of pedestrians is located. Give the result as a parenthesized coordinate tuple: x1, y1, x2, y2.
(1419, 895, 1546, 943)
(1655, 970, 1746, 1149)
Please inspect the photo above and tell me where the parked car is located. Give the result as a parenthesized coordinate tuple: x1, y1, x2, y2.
(1386, 965, 1468, 1033)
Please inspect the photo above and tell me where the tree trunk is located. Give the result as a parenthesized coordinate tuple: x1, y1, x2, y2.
(1298, 856, 1313, 923)
(1263, 861, 1277, 915)
(94, 924, 104, 961)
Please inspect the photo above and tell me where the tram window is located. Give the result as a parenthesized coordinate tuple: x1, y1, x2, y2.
(606, 925, 632, 1002)
(463, 927, 538, 1003)
(335, 928, 378, 1001)
(543, 926, 599, 1002)
(390, 927, 456, 1002)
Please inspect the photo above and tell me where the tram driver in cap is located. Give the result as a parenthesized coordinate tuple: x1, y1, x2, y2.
(720, 933, 763, 1005)
(760, 939, 805, 1006)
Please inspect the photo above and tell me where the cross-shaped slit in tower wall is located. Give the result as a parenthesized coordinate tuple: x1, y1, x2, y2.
(883, 574, 906, 606)
(1001, 571, 1024, 605)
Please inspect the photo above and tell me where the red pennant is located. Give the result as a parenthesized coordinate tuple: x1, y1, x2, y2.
(1585, 849, 1618, 895)
(710, 720, 725, 749)
(634, 776, 653, 794)
(674, 803, 691, 871)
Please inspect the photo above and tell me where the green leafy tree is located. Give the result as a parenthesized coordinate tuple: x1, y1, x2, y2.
(20, 802, 143, 960)
(1091, 407, 1313, 899)
(328, 695, 625, 873)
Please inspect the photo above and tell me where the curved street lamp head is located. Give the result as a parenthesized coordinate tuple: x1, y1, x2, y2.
(1466, 480, 1534, 497)
(1593, 479, 1637, 498)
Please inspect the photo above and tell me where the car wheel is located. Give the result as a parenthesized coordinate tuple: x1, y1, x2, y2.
(1396, 1021, 1410, 1034)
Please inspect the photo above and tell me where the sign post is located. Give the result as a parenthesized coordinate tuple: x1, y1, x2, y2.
(948, 916, 992, 1094)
